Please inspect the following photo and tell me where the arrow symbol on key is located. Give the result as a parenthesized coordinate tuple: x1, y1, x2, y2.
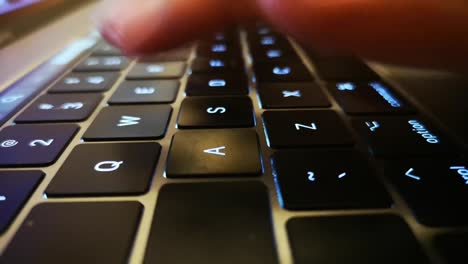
(405, 168, 421, 181)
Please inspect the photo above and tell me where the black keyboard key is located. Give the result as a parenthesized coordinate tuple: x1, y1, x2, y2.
(83, 105, 172, 141)
(248, 34, 290, 49)
(186, 73, 248, 96)
(139, 47, 192, 62)
(109, 80, 179, 104)
(248, 35, 298, 62)
(207, 30, 240, 42)
(435, 233, 468, 264)
(166, 130, 262, 177)
(254, 62, 313, 82)
(74, 56, 129, 72)
(2, 202, 142, 263)
(0, 124, 78, 166)
(15, 94, 102, 123)
(46, 143, 160, 196)
(196, 42, 241, 59)
(92, 42, 122, 56)
(263, 110, 354, 148)
(352, 116, 454, 157)
(127, 62, 186, 79)
(287, 215, 430, 264)
(190, 57, 243, 74)
(198, 39, 240, 49)
(0, 171, 43, 233)
(385, 159, 468, 226)
(258, 82, 330, 108)
(273, 150, 390, 210)
(144, 182, 278, 264)
(250, 45, 300, 63)
(48, 72, 119, 93)
(311, 57, 379, 81)
(329, 81, 414, 114)
(177, 97, 254, 128)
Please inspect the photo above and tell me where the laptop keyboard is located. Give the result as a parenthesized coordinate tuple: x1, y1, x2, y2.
(0, 24, 467, 264)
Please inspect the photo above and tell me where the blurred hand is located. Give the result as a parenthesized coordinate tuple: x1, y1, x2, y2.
(95, 0, 468, 70)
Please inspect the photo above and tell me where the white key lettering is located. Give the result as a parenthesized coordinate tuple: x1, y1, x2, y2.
(365, 121, 380, 132)
(337, 83, 356, 91)
(338, 172, 347, 179)
(0, 140, 18, 148)
(29, 139, 54, 147)
(267, 50, 282, 58)
(273, 67, 291, 76)
(405, 168, 421, 181)
(203, 146, 226, 156)
(104, 57, 122, 66)
(295, 123, 318, 131)
(211, 44, 227, 53)
(146, 64, 165, 73)
(282, 90, 301, 98)
(209, 60, 225, 67)
(207, 107, 227, 114)
(117, 116, 141, 127)
(94, 161, 124, 172)
(64, 77, 81, 85)
(208, 79, 226, 87)
(1, 95, 24, 104)
(408, 120, 440, 144)
(86, 58, 99, 66)
(261, 36, 275, 45)
(450, 166, 468, 184)
(60, 102, 84, 110)
(87, 76, 105, 85)
(307, 171, 316, 182)
(134, 87, 156, 95)
(38, 103, 54, 110)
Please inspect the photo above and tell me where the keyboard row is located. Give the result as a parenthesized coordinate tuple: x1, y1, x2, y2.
(0, 107, 457, 165)
(5, 182, 465, 264)
(2, 127, 467, 232)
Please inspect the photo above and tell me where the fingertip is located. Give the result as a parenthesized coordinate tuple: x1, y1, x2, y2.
(94, 0, 166, 54)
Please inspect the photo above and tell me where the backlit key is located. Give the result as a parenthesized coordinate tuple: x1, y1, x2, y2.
(74, 56, 129, 72)
(15, 94, 102, 123)
(127, 62, 186, 79)
(254, 62, 313, 82)
(0, 124, 78, 166)
(49, 72, 119, 93)
(272, 150, 391, 210)
(329, 81, 413, 114)
(186, 73, 248, 96)
(352, 116, 455, 157)
(385, 159, 468, 226)
(0, 171, 44, 233)
(258, 83, 330, 108)
(263, 110, 354, 148)
(166, 130, 262, 177)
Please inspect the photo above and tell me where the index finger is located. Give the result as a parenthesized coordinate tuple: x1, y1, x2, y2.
(95, 0, 258, 54)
